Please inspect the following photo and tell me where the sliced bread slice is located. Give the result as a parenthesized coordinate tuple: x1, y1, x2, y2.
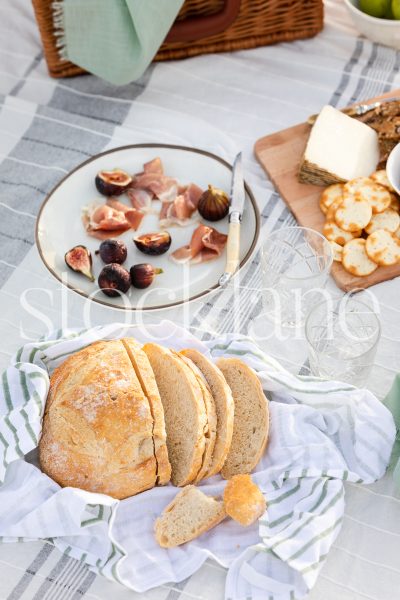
(143, 343, 206, 486)
(122, 338, 171, 486)
(173, 352, 217, 484)
(216, 358, 269, 479)
(180, 349, 234, 478)
(155, 485, 226, 548)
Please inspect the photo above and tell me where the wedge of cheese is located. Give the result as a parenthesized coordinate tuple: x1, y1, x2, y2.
(299, 105, 380, 186)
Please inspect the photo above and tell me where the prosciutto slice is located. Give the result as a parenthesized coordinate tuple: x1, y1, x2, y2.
(82, 201, 143, 240)
(126, 188, 154, 212)
(106, 198, 144, 230)
(171, 224, 227, 264)
(143, 157, 163, 174)
(132, 158, 178, 202)
(159, 183, 204, 228)
(132, 172, 178, 202)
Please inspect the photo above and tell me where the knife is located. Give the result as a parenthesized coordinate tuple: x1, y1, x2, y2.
(219, 152, 245, 287)
(307, 96, 400, 125)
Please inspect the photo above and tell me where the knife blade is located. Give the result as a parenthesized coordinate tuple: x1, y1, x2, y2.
(219, 152, 245, 287)
(307, 96, 400, 125)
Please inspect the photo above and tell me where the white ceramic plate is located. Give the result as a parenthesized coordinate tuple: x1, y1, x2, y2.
(36, 144, 260, 311)
(386, 141, 400, 195)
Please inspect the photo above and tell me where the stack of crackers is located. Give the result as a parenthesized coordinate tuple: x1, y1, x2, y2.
(320, 170, 400, 276)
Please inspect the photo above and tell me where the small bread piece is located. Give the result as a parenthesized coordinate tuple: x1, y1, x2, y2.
(181, 349, 234, 478)
(390, 193, 400, 213)
(329, 240, 343, 262)
(155, 486, 226, 548)
(370, 170, 395, 192)
(342, 238, 378, 276)
(323, 221, 361, 246)
(334, 193, 372, 232)
(364, 209, 400, 234)
(143, 343, 206, 487)
(173, 352, 217, 484)
(343, 177, 374, 195)
(365, 229, 400, 266)
(122, 338, 171, 485)
(223, 474, 266, 526)
(320, 184, 344, 215)
(354, 182, 391, 214)
(217, 358, 269, 479)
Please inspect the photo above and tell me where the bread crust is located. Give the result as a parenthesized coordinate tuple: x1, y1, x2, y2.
(122, 338, 171, 485)
(180, 349, 234, 478)
(223, 474, 266, 526)
(39, 340, 157, 499)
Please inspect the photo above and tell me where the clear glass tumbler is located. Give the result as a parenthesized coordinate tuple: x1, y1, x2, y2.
(260, 227, 333, 328)
(305, 296, 381, 387)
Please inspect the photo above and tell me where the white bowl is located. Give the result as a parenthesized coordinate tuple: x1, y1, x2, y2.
(344, 0, 400, 49)
(386, 142, 400, 194)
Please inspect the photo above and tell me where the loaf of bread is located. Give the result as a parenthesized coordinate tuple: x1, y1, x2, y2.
(39, 338, 170, 499)
(40, 339, 270, 506)
(223, 474, 266, 526)
(155, 486, 226, 548)
(217, 358, 269, 479)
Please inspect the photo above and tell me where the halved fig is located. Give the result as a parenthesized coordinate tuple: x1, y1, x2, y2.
(134, 231, 171, 255)
(65, 245, 94, 281)
(95, 169, 132, 196)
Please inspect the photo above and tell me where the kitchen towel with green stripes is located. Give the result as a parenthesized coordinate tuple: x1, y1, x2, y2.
(0, 321, 395, 600)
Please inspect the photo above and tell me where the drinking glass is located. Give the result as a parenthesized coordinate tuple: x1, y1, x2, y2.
(305, 295, 381, 386)
(260, 227, 333, 327)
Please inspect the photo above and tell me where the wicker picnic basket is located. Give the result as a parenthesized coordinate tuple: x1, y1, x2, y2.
(32, 0, 324, 79)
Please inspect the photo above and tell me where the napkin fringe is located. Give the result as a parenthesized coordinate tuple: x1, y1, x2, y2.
(51, 1, 68, 61)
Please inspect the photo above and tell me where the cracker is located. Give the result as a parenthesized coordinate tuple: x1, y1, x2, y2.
(334, 193, 372, 232)
(326, 197, 344, 221)
(364, 208, 400, 234)
(355, 182, 391, 214)
(370, 170, 395, 192)
(323, 221, 360, 246)
(365, 229, 400, 266)
(344, 177, 374, 195)
(342, 238, 378, 277)
(320, 184, 344, 215)
(329, 240, 343, 262)
(390, 193, 400, 213)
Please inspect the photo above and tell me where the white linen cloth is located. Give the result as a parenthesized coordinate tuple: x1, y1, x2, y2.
(0, 321, 395, 600)
(1, 2, 400, 598)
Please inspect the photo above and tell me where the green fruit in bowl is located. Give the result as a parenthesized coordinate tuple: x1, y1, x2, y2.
(359, 0, 390, 17)
(392, 0, 400, 18)
(385, 2, 394, 16)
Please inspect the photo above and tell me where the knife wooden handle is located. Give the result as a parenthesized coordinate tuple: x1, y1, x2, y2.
(225, 220, 241, 275)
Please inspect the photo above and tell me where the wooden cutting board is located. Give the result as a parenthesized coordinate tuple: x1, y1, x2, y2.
(254, 90, 400, 291)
